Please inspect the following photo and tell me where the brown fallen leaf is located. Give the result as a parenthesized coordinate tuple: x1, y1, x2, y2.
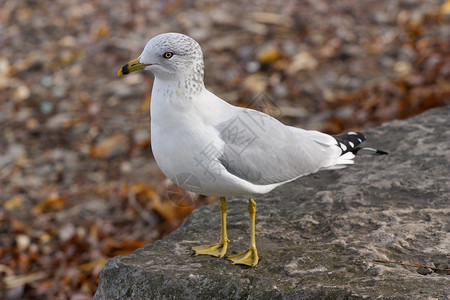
(121, 181, 194, 221)
(93, 24, 111, 39)
(9, 218, 31, 234)
(120, 182, 157, 199)
(151, 197, 193, 221)
(120, 240, 146, 250)
(90, 134, 130, 159)
(31, 193, 67, 215)
(79, 259, 108, 272)
(257, 48, 281, 64)
(105, 239, 146, 256)
(5, 195, 24, 210)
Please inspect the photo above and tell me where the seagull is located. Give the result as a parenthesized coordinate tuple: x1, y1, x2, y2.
(118, 32, 387, 267)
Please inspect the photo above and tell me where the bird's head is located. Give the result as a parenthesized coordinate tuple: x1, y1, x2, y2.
(118, 33, 205, 84)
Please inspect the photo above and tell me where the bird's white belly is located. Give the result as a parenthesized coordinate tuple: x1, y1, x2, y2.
(150, 118, 204, 181)
(150, 116, 259, 197)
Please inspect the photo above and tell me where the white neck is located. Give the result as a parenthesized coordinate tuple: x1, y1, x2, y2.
(153, 76, 205, 104)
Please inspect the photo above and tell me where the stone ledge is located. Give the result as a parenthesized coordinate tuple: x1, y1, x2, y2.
(95, 106, 450, 300)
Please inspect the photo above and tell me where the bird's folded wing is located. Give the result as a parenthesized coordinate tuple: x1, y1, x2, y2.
(216, 109, 343, 185)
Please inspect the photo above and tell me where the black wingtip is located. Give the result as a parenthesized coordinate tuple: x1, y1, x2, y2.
(356, 147, 389, 155)
(334, 132, 366, 155)
(374, 149, 389, 155)
(334, 132, 388, 156)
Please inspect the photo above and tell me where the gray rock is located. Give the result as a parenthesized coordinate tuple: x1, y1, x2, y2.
(95, 106, 450, 300)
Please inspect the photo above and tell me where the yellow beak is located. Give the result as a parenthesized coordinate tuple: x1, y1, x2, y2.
(118, 58, 151, 76)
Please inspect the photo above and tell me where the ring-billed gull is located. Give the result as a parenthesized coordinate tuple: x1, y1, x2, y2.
(118, 32, 387, 267)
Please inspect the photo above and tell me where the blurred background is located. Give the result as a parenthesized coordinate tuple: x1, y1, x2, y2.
(1, 0, 449, 298)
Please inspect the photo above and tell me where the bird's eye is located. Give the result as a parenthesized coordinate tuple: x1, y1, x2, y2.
(163, 52, 173, 59)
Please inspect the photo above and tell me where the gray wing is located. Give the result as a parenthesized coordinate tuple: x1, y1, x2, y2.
(216, 109, 338, 185)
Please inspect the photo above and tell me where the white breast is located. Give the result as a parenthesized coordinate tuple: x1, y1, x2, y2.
(150, 81, 271, 197)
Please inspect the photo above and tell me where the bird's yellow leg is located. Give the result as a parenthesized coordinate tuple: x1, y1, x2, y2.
(192, 197, 229, 258)
(227, 198, 259, 267)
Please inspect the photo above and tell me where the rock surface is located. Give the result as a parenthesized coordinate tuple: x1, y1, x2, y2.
(95, 107, 450, 300)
